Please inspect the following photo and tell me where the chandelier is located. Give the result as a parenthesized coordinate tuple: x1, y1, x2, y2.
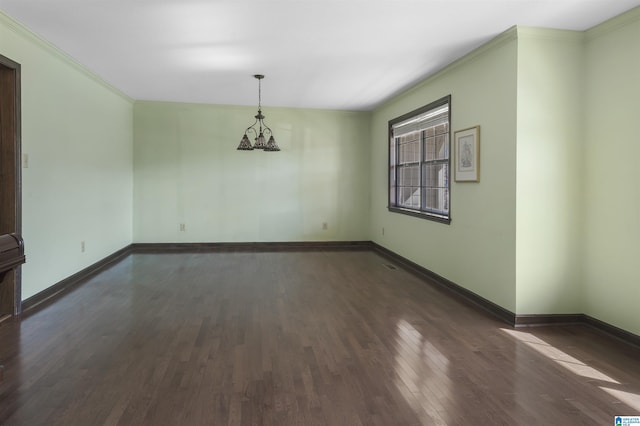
(237, 74, 280, 151)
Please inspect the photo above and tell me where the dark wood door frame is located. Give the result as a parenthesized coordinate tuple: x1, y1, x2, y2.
(0, 53, 22, 320)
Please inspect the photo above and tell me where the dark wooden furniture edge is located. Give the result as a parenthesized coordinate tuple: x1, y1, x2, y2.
(21, 245, 133, 315)
(14, 240, 640, 349)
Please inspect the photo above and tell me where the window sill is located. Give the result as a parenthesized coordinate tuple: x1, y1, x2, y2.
(388, 206, 451, 224)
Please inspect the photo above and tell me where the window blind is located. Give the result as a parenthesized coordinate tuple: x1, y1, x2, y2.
(391, 106, 449, 138)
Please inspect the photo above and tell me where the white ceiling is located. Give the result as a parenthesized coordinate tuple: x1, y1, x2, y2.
(1, 0, 639, 111)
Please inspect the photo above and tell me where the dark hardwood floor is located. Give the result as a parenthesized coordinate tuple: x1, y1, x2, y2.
(0, 251, 639, 425)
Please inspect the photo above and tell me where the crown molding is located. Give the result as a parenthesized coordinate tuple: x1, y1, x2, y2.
(375, 26, 519, 111)
(516, 26, 584, 43)
(0, 10, 133, 103)
(585, 5, 640, 41)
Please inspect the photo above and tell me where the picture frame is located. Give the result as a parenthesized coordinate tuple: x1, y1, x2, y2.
(454, 126, 480, 182)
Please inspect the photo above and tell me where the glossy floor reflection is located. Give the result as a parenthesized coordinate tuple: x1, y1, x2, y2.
(0, 251, 639, 425)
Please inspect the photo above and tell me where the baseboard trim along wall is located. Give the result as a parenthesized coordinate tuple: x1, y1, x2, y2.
(369, 242, 517, 325)
(514, 314, 640, 348)
(514, 313, 585, 326)
(19, 241, 370, 314)
(21, 245, 133, 314)
(18, 241, 640, 348)
(582, 314, 640, 349)
(370, 243, 640, 348)
(131, 241, 372, 253)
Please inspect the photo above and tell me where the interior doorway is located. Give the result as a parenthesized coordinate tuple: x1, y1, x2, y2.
(0, 53, 22, 320)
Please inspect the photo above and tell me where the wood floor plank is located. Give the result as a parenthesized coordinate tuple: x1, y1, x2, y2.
(1, 250, 639, 425)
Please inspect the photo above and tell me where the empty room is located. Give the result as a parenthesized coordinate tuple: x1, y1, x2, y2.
(1, 0, 639, 424)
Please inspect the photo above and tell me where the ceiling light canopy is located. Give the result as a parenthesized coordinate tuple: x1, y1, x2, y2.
(237, 75, 280, 152)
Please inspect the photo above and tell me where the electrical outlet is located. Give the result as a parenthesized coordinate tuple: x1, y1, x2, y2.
(22, 153, 29, 169)
(81, 241, 85, 252)
(322, 222, 328, 230)
(180, 223, 186, 232)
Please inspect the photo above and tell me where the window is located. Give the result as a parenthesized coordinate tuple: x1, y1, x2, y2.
(389, 95, 451, 223)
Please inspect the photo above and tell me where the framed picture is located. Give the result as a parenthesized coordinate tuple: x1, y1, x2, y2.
(454, 126, 480, 182)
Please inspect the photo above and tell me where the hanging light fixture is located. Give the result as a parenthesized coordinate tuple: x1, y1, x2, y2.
(237, 74, 280, 151)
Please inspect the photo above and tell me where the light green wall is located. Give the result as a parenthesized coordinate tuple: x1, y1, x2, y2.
(515, 29, 584, 314)
(582, 9, 640, 335)
(0, 12, 133, 299)
(3, 5, 639, 337)
(370, 8, 640, 337)
(133, 102, 370, 242)
(370, 31, 518, 311)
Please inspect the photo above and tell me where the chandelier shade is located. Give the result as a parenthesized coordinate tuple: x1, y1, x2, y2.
(237, 75, 280, 152)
